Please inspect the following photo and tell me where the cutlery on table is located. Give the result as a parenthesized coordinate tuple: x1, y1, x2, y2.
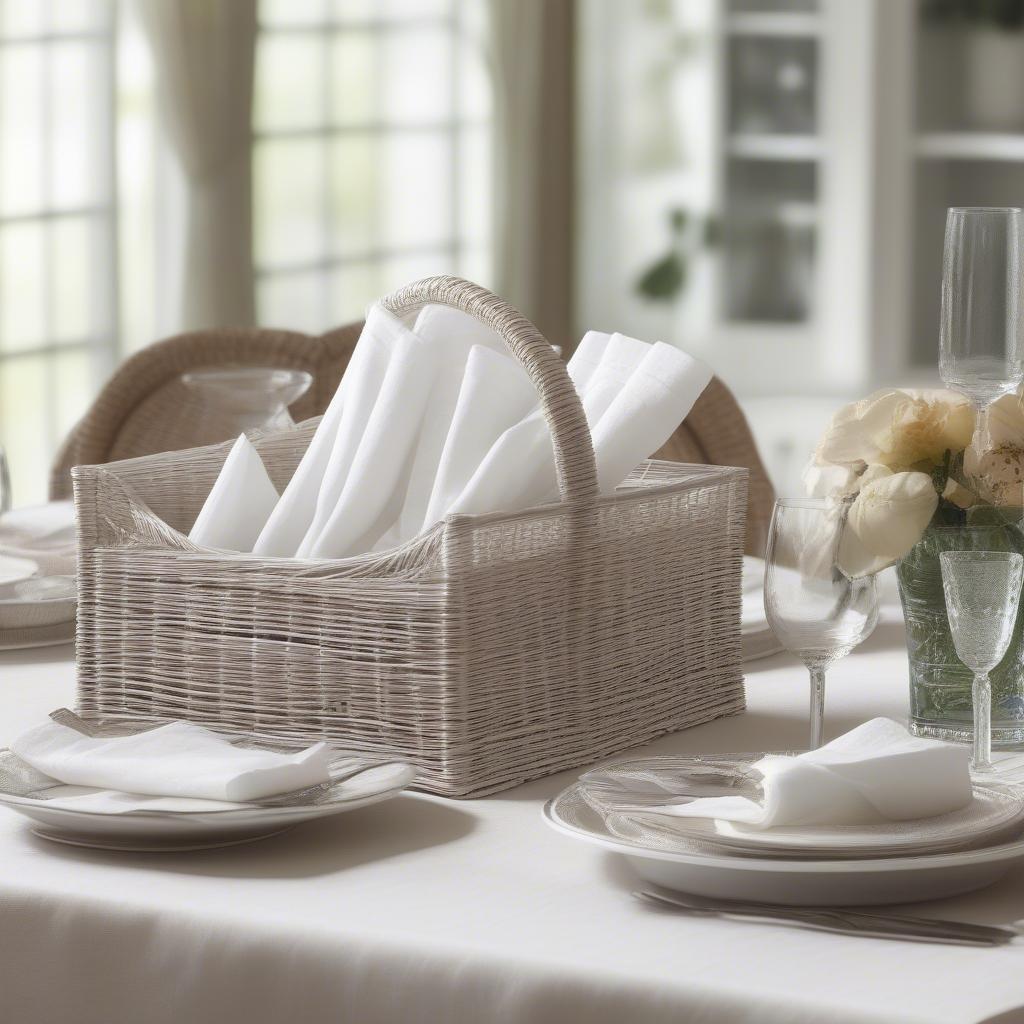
(635, 889, 1020, 946)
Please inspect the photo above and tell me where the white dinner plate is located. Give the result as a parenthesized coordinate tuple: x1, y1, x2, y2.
(0, 752, 416, 852)
(544, 782, 1024, 906)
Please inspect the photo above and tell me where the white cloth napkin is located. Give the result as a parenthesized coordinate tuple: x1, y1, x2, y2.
(188, 434, 279, 553)
(11, 719, 332, 802)
(445, 334, 710, 517)
(252, 305, 403, 557)
(589, 342, 712, 492)
(303, 312, 437, 559)
(420, 345, 538, 533)
(0, 501, 76, 576)
(650, 718, 973, 830)
(387, 305, 506, 545)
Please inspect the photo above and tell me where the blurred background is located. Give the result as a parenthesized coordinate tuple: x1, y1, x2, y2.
(1, 0, 1022, 504)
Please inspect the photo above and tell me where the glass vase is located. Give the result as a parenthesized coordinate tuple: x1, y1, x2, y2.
(899, 510, 1024, 747)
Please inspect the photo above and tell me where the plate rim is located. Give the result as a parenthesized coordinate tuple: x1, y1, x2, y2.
(542, 782, 1024, 874)
(0, 763, 417, 824)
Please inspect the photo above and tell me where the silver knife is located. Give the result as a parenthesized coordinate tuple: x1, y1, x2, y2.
(635, 889, 1019, 946)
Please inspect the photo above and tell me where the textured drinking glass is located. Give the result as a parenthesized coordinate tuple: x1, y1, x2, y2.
(180, 367, 313, 435)
(0, 445, 9, 516)
(940, 207, 1024, 455)
(940, 550, 1024, 772)
(764, 498, 880, 749)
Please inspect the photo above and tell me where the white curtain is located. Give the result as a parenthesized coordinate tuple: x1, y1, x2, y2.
(488, 0, 575, 351)
(140, 0, 257, 330)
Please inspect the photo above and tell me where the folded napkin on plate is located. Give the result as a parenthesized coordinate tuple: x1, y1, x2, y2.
(0, 500, 76, 576)
(650, 718, 972, 830)
(188, 434, 279, 553)
(11, 719, 332, 802)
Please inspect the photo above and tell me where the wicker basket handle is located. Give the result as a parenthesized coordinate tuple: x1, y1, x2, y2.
(381, 275, 599, 505)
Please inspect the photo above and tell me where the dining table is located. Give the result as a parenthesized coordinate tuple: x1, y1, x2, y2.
(3, 570, 1024, 1024)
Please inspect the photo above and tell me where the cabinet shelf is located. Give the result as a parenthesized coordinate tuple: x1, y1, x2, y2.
(727, 134, 821, 161)
(916, 132, 1024, 161)
(725, 12, 822, 38)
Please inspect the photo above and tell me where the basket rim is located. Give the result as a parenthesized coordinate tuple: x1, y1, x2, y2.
(75, 456, 748, 571)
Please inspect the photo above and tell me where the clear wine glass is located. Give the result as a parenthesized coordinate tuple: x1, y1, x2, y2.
(940, 550, 1024, 773)
(939, 207, 1024, 457)
(0, 444, 10, 516)
(764, 498, 880, 749)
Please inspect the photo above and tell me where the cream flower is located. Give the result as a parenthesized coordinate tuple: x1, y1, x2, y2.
(838, 471, 938, 577)
(815, 389, 973, 472)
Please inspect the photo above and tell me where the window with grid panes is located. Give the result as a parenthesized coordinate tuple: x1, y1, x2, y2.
(254, 0, 493, 333)
(0, 0, 118, 504)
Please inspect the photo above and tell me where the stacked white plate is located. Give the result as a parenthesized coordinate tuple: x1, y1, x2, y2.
(0, 501, 77, 649)
(0, 717, 415, 852)
(544, 753, 1024, 906)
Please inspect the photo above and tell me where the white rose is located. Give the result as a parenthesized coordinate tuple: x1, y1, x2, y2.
(815, 389, 973, 472)
(838, 471, 938, 577)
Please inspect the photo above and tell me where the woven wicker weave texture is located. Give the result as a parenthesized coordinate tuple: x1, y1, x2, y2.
(73, 277, 748, 798)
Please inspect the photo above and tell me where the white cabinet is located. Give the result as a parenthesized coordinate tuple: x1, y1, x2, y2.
(577, 0, 1024, 493)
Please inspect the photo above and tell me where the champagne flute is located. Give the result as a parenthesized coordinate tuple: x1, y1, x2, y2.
(764, 498, 879, 749)
(940, 550, 1024, 772)
(939, 207, 1024, 459)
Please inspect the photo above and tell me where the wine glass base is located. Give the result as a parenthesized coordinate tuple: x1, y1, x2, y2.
(910, 718, 1024, 749)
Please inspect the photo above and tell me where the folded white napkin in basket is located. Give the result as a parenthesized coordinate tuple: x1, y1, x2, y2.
(193, 286, 715, 559)
(11, 719, 332, 802)
(188, 434, 279, 553)
(651, 718, 972, 830)
(300, 306, 433, 558)
(253, 304, 408, 557)
(420, 344, 539, 533)
(384, 305, 508, 547)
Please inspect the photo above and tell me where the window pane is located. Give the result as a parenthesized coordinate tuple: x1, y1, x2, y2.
(0, 355, 48, 504)
(255, 138, 327, 267)
(0, 44, 45, 215)
(0, 222, 46, 351)
(380, 133, 451, 248)
(0, 0, 46, 37)
(459, 125, 490, 245)
(457, 33, 490, 121)
(255, 35, 326, 132)
(381, 27, 452, 123)
(259, 271, 326, 332)
(458, 242, 491, 288)
(330, 30, 377, 125)
(329, 136, 379, 256)
(49, 0, 111, 35)
(51, 40, 108, 208)
(53, 347, 94, 441)
(330, 263, 381, 324)
(53, 216, 101, 342)
(261, 0, 328, 28)
(380, 250, 450, 294)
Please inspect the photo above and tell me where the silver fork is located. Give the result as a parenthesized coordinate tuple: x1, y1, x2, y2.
(635, 889, 1020, 946)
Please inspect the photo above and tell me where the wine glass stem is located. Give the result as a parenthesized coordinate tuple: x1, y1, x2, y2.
(808, 665, 826, 750)
(973, 401, 992, 457)
(972, 671, 994, 772)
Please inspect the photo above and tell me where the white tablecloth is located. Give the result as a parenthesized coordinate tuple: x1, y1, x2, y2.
(3, 582, 1024, 1024)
